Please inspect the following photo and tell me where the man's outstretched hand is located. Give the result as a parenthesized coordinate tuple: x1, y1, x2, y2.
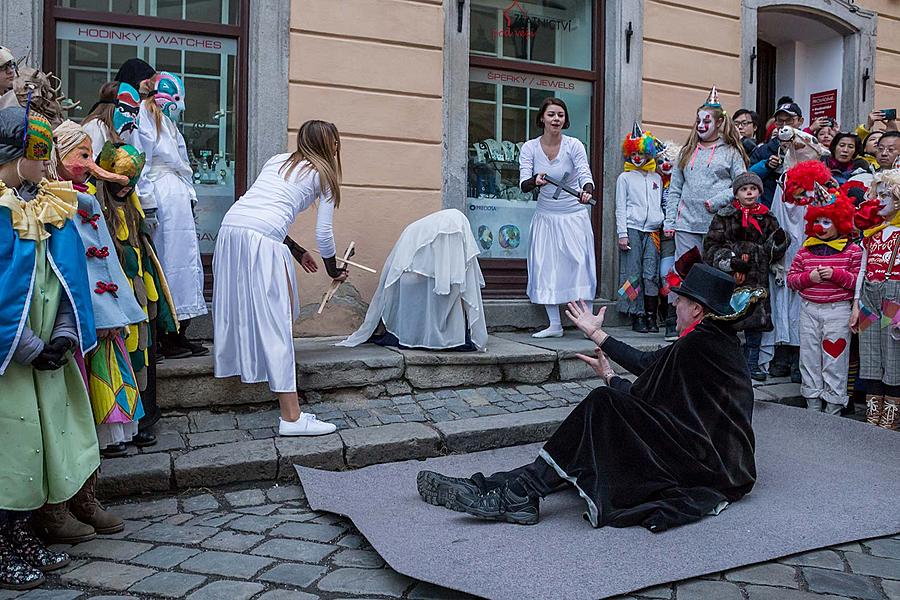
(575, 347, 615, 383)
(566, 301, 608, 345)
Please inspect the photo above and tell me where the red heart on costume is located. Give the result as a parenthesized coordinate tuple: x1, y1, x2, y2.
(822, 338, 847, 359)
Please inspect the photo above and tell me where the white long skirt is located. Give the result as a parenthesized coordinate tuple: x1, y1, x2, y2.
(527, 208, 596, 305)
(213, 226, 299, 392)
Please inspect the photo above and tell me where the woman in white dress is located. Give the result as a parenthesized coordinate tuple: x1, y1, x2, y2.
(213, 120, 347, 436)
(519, 98, 596, 338)
(135, 71, 208, 358)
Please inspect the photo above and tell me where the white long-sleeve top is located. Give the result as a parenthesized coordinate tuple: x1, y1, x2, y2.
(519, 135, 593, 214)
(614, 169, 664, 237)
(221, 153, 336, 258)
(82, 119, 110, 159)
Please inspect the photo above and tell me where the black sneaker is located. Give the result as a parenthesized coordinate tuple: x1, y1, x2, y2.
(646, 314, 659, 333)
(417, 471, 482, 512)
(768, 362, 790, 378)
(457, 484, 540, 525)
(181, 339, 210, 357)
(131, 430, 157, 448)
(100, 442, 128, 458)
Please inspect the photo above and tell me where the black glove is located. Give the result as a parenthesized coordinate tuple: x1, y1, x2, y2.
(284, 237, 308, 264)
(31, 338, 73, 371)
(322, 256, 347, 279)
(771, 228, 787, 246)
(730, 257, 751, 273)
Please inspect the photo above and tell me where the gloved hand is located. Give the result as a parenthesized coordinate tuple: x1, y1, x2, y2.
(323, 255, 348, 280)
(144, 208, 159, 234)
(730, 257, 751, 273)
(31, 338, 73, 371)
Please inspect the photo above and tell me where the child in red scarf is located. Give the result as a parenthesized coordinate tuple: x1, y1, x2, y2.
(787, 187, 861, 415)
(704, 172, 789, 380)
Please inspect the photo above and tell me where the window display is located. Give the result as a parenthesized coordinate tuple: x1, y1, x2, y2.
(467, 67, 592, 259)
(55, 21, 238, 254)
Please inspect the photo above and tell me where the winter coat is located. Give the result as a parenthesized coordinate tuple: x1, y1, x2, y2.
(664, 139, 747, 235)
(704, 203, 789, 331)
(749, 138, 781, 207)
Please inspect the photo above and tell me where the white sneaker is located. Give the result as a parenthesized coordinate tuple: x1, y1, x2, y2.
(278, 413, 337, 437)
(532, 327, 564, 339)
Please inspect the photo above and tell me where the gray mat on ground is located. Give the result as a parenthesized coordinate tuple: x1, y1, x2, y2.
(296, 402, 900, 600)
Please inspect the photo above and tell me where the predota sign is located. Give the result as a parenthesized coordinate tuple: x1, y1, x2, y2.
(493, 0, 575, 40)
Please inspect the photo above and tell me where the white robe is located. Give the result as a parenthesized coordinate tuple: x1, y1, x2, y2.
(761, 187, 806, 363)
(133, 104, 207, 320)
(338, 209, 488, 351)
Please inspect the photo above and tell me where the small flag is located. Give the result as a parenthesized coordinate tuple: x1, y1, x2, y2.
(858, 303, 879, 333)
(618, 277, 640, 301)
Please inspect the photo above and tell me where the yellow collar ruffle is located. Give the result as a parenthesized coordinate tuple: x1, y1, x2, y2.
(863, 211, 900, 239)
(0, 179, 78, 241)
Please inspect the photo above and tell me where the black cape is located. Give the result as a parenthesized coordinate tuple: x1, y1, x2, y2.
(541, 320, 756, 532)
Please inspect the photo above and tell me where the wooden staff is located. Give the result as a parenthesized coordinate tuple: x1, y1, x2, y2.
(317, 241, 356, 315)
(310, 248, 377, 273)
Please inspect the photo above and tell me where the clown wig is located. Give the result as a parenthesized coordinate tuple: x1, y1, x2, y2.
(804, 189, 855, 238)
(622, 132, 657, 158)
(783, 160, 833, 204)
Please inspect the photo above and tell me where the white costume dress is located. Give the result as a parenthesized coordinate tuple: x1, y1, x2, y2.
(213, 153, 336, 392)
(133, 104, 207, 320)
(761, 187, 806, 365)
(519, 135, 596, 304)
(338, 209, 487, 351)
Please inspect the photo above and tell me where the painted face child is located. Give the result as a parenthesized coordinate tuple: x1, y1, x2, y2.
(696, 109, 721, 142)
(736, 183, 760, 208)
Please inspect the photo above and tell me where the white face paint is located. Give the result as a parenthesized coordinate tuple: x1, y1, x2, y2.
(629, 152, 646, 167)
(875, 182, 900, 217)
(696, 110, 718, 142)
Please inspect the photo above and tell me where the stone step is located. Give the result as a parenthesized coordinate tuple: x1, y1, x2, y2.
(158, 326, 668, 410)
(99, 375, 814, 500)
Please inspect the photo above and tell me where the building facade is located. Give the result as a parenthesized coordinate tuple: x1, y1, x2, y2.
(2, 0, 898, 333)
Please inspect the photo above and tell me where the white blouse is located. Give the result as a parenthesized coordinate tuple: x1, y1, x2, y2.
(518, 135, 594, 213)
(221, 153, 336, 258)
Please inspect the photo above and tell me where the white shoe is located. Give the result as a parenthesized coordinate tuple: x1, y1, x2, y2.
(278, 413, 337, 437)
(532, 327, 564, 339)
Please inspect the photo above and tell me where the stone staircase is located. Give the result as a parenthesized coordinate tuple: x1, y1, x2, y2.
(97, 325, 813, 499)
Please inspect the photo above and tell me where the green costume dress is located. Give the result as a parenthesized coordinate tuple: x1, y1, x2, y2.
(0, 239, 100, 511)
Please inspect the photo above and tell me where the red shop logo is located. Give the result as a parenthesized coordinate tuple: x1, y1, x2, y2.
(493, 0, 574, 40)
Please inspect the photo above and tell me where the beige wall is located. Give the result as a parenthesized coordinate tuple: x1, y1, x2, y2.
(641, 0, 743, 146)
(287, 0, 444, 328)
(860, 0, 900, 111)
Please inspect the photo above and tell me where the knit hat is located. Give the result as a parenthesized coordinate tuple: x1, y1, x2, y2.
(732, 172, 763, 195)
(114, 58, 156, 92)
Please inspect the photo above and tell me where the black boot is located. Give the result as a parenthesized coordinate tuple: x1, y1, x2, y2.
(631, 314, 649, 334)
(176, 319, 209, 357)
(664, 314, 678, 341)
(0, 517, 44, 591)
(6, 517, 70, 573)
(768, 345, 790, 378)
(417, 471, 482, 512)
(644, 296, 659, 333)
(457, 480, 540, 525)
(789, 346, 801, 384)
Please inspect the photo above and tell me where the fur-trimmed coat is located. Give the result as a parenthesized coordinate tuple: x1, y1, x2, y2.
(704, 202, 789, 331)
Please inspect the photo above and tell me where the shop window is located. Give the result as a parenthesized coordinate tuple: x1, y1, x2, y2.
(466, 0, 596, 274)
(57, 0, 238, 25)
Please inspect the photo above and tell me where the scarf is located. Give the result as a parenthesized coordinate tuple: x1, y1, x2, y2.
(624, 159, 657, 173)
(802, 236, 848, 251)
(679, 318, 703, 338)
(732, 200, 768, 235)
(0, 178, 77, 241)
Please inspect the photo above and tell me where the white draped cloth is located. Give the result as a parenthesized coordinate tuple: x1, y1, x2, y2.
(761, 187, 806, 365)
(338, 209, 488, 351)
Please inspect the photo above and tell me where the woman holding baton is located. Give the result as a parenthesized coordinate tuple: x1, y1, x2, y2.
(518, 98, 596, 338)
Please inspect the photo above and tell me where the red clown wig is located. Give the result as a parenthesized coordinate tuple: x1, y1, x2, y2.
(804, 190, 855, 238)
(783, 160, 834, 204)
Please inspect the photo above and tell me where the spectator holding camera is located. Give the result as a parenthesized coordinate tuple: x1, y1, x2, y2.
(734, 109, 762, 156)
(749, 102, 805, 207)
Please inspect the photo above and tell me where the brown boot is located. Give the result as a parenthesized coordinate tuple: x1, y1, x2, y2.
(866, 395, 885, 425)
(70, 471, 124, 535)
(31, 503, 95, 545)
(878, 396, 900, 431)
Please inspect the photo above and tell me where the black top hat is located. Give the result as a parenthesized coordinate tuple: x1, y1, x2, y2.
(671, 263, 735, 316)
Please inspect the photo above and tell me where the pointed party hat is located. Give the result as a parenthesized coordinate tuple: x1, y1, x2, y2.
(631, 121, 643, 138)
(703, 85, 721, 108)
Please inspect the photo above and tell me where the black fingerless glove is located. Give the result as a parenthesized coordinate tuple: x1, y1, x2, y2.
(322, 256, 346, 279)
(31, 340, 71, 371)
(520, 175, 539, 193)
(284, 236, 307, 256)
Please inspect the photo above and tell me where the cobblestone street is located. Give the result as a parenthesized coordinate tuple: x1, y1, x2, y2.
(4, 480, 895, 600)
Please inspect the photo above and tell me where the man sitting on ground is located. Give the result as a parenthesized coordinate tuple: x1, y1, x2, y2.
(417, 264, 757, 532)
